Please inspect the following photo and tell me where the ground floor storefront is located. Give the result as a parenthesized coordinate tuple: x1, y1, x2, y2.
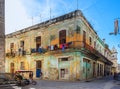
(5, 51, 112, 81)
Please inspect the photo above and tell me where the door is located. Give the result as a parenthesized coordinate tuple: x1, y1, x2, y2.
(10, 63, 14, 78)
(61, 69, 65, 79)
(93, 62, 96, 77)
(83, 59, 91, 80)
(10, 63, 14, 74)
(83, 61, 87, 80)
(86, 61, 91, 79)
(36, 61, 42, 77)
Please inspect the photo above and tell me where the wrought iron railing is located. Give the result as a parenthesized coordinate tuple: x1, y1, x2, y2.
(47, 41, 111, 64)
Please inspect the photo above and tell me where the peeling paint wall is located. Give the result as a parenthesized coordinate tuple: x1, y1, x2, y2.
(0, 0, 5, 73)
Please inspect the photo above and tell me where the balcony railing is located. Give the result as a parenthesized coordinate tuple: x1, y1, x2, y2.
(47, 41, 112, 64)
(31, 48, 47, 54)
(6, 52, 15, 57)
(47, 41, 94, 52)
(6, 50, 26, 57)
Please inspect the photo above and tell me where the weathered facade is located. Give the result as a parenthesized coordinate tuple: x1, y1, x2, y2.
(0, 0, 5, 73)
(118, 64, 120, 73)
(5, 10, 113, 81)
(111, 47, 118, 74)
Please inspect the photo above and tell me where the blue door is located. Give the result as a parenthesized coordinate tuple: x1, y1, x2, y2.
(36, 69, 41, 77)
(36, 61, 42, 78)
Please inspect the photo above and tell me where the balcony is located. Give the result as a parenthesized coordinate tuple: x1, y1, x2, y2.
(47, 41, 112, 65)
(47, 41, 94, 53)
(31, 48, 47, 54)
(6, 52, 15, 57)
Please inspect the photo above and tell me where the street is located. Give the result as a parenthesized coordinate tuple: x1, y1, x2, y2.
(0, 76, 120, 89)
(0, 84, 20, 89)
(22, 80, 120, 89)
(21, 77, 120, 89)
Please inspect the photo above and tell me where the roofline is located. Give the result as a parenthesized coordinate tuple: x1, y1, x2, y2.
(6, 10, 97, 37)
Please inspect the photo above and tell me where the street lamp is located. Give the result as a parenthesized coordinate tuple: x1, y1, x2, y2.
(109, 18, 120, 35)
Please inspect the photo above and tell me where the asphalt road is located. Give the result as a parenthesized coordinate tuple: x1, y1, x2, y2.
(22, 76, 120, 89)
(0, 76, 120, 89)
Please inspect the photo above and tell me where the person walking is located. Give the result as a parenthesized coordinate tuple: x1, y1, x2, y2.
(29, 71, 33, 80)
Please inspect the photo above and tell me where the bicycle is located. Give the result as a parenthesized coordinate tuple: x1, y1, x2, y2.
(28, 78, 37, 85)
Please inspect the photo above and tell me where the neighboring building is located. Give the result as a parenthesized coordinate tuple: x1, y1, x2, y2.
(118, 64, 120, 73)
(111, 47, 118, 74)
(0, 0, 5, 73)
(5, 10, 113, 81)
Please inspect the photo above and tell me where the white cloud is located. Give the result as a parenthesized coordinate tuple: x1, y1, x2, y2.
(5, 0, 99, 34)
(5, 0, 78, 35)
(5, 0, 32, 34)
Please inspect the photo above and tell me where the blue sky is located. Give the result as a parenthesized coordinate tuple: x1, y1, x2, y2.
(5, 0, 120, 63)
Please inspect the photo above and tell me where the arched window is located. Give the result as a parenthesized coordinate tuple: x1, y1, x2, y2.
(59, 30, 66, 44)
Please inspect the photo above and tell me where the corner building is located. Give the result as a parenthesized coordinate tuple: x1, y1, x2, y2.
(0, 0, 5, 73)
(5, 10, 113, 81)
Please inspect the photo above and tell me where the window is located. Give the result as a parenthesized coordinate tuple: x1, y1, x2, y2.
(36, 36, 41, 43)
(83, 31, 86, 43)
(19, 40, 25, 55)
(76, 25, 81, 34)
(20, 62, 25, 70)
(20, 41, 24, 47)
(94, 41, 96, 48)
(10, 43, 14, 55)
(36, 36, 41, 52)
(89, 37, 92, 45)
(60, 68, 68, 78)
(10, 43, 14, 48)
(36, 61, 42, 69)
(61, 58, 68, 61)
(59, 30, 66, 44)
(100, 47, 101, 52)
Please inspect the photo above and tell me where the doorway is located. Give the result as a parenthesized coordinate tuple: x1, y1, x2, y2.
(93, 62, 96, 77)
(36, 61, 42, 77)
(83, 58, 91, 80)
(10, 63, 14, 74)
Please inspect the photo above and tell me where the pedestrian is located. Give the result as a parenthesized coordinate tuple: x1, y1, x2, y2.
(40, 71, 42, 77)
(29, 71, 33, 80)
